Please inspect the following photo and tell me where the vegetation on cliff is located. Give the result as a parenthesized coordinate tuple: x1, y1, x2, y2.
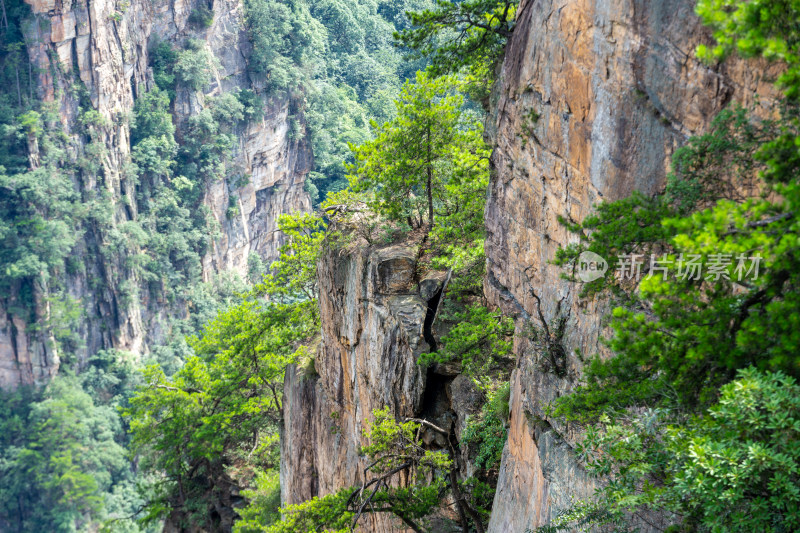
(230, 18, 517, 526)
(542, 1, 800, 530)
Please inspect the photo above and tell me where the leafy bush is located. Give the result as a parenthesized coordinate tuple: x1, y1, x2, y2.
(463, 382, 510, 473)
(0, 105, 82, 302)
(255, 491, 353, 533)
(179, 108, 234, 183)
(173, 39, 218, 91)
(243, 0, 318, 91)
(210, 92, 245, 126)
(566, 369, 800, 532)
(235, 88, 264, 122)
(420, 304, 514, 376)
(149, 39, 177, 97)
(188, 3, 214, 28)
(130, 88, 213, 295)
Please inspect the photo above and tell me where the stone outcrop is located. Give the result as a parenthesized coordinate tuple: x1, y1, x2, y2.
(483, 0, 776, 530)
(282, 234, 476, 531)
(0, 0, 310, 388)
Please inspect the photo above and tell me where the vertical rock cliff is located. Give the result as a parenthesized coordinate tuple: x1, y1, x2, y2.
(282, 232, 485, 531)
(0, 0, 310, 388)
(483, 0, 774, 530)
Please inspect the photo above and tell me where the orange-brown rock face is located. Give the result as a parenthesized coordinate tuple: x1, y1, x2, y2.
(0, 0, 310, 389)
(282, 240, 429, 531)
(484, 0, 775, 530)
(282, 235, 482, 531)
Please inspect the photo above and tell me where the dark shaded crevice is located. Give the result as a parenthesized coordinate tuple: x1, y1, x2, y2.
(422, 282, 443, 352)
(487, 270, 530, 321)
(419, 368, 450, 420)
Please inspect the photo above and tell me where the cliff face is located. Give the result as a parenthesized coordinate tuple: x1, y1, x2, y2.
(0, 0, 310, 388)
(483, 0, 774, 530)
(282, 234, 483, 531)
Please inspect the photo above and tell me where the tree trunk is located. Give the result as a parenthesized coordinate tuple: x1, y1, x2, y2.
(0, 0, 8, 30)
(426, 124, 434, 228)
(15, 64, 22, 106)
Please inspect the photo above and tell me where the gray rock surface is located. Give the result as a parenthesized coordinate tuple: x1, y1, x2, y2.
(282, 234, 469, 531)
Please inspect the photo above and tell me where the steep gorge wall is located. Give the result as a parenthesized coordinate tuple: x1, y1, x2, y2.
(0, 0, 310, 388)
(484, 0, 775, 530)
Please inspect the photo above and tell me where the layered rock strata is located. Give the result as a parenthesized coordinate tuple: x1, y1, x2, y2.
(282, 234, 482, 531)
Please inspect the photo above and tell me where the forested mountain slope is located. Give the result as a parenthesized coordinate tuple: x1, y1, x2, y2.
(2, 0, 799, 532)
(0, 0, 433, 529)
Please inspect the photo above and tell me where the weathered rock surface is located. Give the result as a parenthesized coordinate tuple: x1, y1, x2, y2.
(484, 0, 776, 530)
(0, 0, 310, 388)
(282, 235, 469, 531)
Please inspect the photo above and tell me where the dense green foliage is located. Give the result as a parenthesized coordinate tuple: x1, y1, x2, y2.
(539, 370, 800, 532)
(125, 300, 317, 529)
(349, 71, 488, 229)
(419, 305, 513, 376)
(173, 39, 219, 91)
(395, 0, 517, 102)
(124, 212, 325, 530)
(238, 0, 441, 200)
(0, 353, 148, 532)
(131, 87, 214, 296)
(0, 105, 82, 301)
(254, 212, 326, 303)
(462, 382, 509, 474)
(246, 490, 354, 533)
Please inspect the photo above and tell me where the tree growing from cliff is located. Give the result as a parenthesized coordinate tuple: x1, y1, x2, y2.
(124, 299, 318, 530)
(254, 211, 326, 304)
(243, 408, 491, 533)
(349, 71, 489, 231)
(396, 0, 517, 73)
(125, 212, 325, 530)
(395, 0, 518, 103)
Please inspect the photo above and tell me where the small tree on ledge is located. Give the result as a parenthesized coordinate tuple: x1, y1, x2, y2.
(348, 71, 488, 232)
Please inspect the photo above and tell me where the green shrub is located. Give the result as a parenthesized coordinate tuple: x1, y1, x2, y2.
(567, 369, 800, 532)
(235, 89, 263, 121)
(210, 92, 245, 126)
(419, 304, 514, 376)
(173, 39, 218, 91)
(463, 382, 510, 472)
(150, 39, 177, 97)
